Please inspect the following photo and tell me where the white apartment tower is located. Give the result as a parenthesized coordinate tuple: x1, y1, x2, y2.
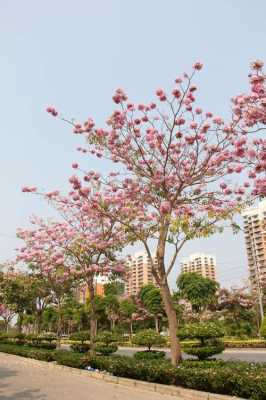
(180, 253, 217, 281)
(242, 199, 266, 293)
(125, 252, 158, 296)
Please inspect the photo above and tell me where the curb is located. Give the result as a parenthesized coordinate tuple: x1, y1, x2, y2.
(1, 352, 244, 400)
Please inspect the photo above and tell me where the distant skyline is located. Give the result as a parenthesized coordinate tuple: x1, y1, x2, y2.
(1, 1, 265, 289)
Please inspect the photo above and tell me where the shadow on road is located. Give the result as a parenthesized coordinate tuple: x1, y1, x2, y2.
(0, 365, 46, 400)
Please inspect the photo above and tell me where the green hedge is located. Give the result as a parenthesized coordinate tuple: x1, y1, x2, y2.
(0, 343, 55, 361)
(1, 343, 266, 399)
(224, 340, 266, 348)
(86, 355, 266, 400)
(54, 350, 87, 368)
(133, 350, 166, 360)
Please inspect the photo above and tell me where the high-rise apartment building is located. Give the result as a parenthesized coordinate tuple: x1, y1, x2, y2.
(242, 199, 266, 294)
(77, 283, 105, 304)
(180, 253, 217, 281)
(76, 276, 107, 304)
(125, 252, 158, 296)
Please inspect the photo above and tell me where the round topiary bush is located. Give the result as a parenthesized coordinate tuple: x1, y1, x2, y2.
(178, 322, 225, 360)
(69, 331, 90, 344)
(95, 344, 118, 355)
(132, 329, 166, 351)
(70, 343, 90, 353)
(182, 341, 225, 361)
(95, 331, 119, 356)
(133, 350, 166, 360)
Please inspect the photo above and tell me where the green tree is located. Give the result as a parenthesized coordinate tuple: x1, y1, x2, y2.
(0, 272, 36, 332)
(103, 294, 120, 329)
(119, 298, 138, 337)
(216, 287, 257, 337)
(86, 295, 107, 334)
(177, 273, 219, 315)
(104, 281, 124, 296)
(42, 306, 58, 332)
(132, 329, 166, 351)
(178, 321, 225, 360)
(139, 285, 164, 332)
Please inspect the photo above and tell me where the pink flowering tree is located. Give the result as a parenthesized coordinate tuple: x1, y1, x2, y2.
(17, 197, 126, 343)
(43, 62, 265, 364)
(0, 304, 16, 332)
(232, 60, 266, 196)
(15, 236, 74, 339)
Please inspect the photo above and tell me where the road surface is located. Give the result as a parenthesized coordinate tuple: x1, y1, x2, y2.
(116, 346, 266, 363)
(0, 353, 178, 400)
(60, 343, 266, 362)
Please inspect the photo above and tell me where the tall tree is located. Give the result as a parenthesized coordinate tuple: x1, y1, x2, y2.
(103, 294, 120, 329)
(0, 271, 35, 332)
(16, 208, 126, 346)
(119, 298, 138, 337)
(177, 272, 219, 315)
(0, 304, 16, 332)
(104, 281, 125, 297)
(139, 285, 164, 332)
(42, 61, 264, 364)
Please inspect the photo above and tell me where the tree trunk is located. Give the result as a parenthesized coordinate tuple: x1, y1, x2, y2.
(154, 316, 159, 333)
(4, 320, 8, 332)
(130, 321, 133, 338)
(35, 311, 42, 334)
(160, 282, 182, 365)
(57, 303, 63, 348)
(150, 222, 182, 365)
(87, 278, 97, 350)
(17, 313, 23, 333)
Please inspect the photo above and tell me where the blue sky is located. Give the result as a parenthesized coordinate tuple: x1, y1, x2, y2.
(0, 0, 265, 289)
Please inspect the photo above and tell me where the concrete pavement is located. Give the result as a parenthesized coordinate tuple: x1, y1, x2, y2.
(0, 353, 178, 400)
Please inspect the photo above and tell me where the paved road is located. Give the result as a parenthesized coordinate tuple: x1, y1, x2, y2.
(61, 343, 266, 362)
(0, 353, 177, 400)
(116, 346, 266, 363)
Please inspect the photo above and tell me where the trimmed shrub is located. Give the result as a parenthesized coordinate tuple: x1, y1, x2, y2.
(95, 331, 119, 356)
(134, 350, 166, 360)
(28, 342, 56, 350)
(69, 331, 90, 344)
(224, 340, 266, 348)
(132, 329, 166, 351)
(182, 342, 225, 360)
(178, 322, 224, 341)
(70, 343, 90, 353)
(86, 355, 266, 400)
(0, 343, 55, 361)
(95, 344, 118, 355)
(178, 322, 225, 360)
(54, 350, 87, 368)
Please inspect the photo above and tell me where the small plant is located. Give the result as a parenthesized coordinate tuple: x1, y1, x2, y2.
(178, 322, 225, 360)
(95, 331, 119, 355)
(132, 329, 166, 351)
